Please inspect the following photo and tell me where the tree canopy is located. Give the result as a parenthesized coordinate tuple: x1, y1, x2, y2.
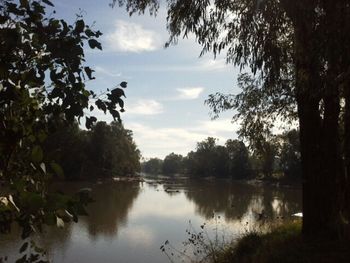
(142, 132, 301, 182)
(45, 121, 141, 180)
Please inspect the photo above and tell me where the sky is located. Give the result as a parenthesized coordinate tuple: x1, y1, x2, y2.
(53, 0, 242, 159)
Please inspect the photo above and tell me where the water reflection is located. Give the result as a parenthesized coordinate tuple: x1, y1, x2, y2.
(0, 179, 301, 263)
(184, 180, 301, 222)
(185, 180, 256, 220)
(82, 182, 140, 239)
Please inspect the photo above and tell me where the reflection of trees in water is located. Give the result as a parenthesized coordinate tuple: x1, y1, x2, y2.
(82, 182, 140, 239)
(38, 223, 74, 260)
(5, 182, 140, 260)
(185, 180, 255, 220)
(257, 186, 302, 220)
(184, 180, 301, 222)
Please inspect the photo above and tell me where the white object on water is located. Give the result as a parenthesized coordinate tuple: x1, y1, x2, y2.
(292, 212, 303, 217)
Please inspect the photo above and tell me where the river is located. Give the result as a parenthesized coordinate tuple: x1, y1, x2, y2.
(0, 177, 301, 263)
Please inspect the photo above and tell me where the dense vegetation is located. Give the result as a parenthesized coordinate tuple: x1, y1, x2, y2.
(45, 121, 140, 180)
(142, 129, 301, 182)
(0, 1, 134, 260)
(215, 222, 350, 263)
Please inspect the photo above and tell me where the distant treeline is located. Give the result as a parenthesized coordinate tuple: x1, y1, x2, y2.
(142, 129, 301, 182)
(45, 121, 141, 180)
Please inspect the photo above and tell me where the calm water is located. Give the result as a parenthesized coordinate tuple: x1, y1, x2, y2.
(0, 177, 301, 263)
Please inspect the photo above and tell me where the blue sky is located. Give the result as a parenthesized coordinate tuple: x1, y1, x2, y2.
(54, 0, 242, 159)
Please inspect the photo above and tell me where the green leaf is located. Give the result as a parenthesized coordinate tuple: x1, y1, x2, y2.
(85, 116, 97, 129)
(19, 242, 28, 253)
(111, 88, 126, 98)
(50, 162, 64, 178)
(117, 98, 124, 109)
(15, 254, 27, 263)
(31, 146, 43, 163)
(85, 28, 95, 37)
(42, 0, 54, 7)
(84, 67, 95, 80)
(88, 39, 102, 50)
(75, 20, 85, 33)
(110, 109, 121, 122)
(95, 99, 106, 113)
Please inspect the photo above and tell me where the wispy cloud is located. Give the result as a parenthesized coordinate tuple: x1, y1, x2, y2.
(121, 57, 232, 73)
(127, 99, 163, 115)
(105, 20, 161, 53)
(94, 66, 122, 77)
(198, 58, 227, 71)
(176, 87, 204, 100)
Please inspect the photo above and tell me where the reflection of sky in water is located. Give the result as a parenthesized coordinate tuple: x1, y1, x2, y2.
(0, 180, 301, 263)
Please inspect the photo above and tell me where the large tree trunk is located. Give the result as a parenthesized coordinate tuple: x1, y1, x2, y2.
(344, 83, 350, 239)
(341, 1, 350, 240)
(293, 6, 344, 238)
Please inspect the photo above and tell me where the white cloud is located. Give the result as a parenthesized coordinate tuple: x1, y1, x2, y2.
(105, 20, 161, 53)
(126, 118, 240, 158)
(176, 87, 204, 100)
(195, 118, 241, 134)
(127, 99, 163, 115)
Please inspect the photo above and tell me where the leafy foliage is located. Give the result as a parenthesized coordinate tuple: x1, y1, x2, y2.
(206, 73, 297, 150)
(142, 158, 163, 175)
(44, 121, 141, 180)
(0, 0, 128, 251)
(162, 153, 184, 175)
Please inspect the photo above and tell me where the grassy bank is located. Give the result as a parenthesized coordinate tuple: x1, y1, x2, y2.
(214, 222, 349, 263)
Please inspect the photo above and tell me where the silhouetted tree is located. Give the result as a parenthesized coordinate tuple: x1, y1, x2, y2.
(142, 158, 163, 175)
(162, 153, 183, 175)
(279, 129, 302, 182)
(225, 139, 251, 179)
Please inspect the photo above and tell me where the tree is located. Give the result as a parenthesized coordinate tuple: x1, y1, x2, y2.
(279, 129, 302, 182)
(142, 158, 163, 175)
(189, 137, 222, 177)
(44, 122, 89, 180)
(225, 139, 250, 179)
(0, 0, 128, 250)
(116, 0, 350, 239)
(162, 152, 183, 175)
(45, 121, 141, 180)
(186, 137, 230, 178)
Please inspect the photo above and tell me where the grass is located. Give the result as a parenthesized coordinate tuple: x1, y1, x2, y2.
(215, 221, 350, 263)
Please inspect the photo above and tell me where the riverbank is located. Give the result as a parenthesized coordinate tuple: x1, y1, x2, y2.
(213, 221, 349, 263)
